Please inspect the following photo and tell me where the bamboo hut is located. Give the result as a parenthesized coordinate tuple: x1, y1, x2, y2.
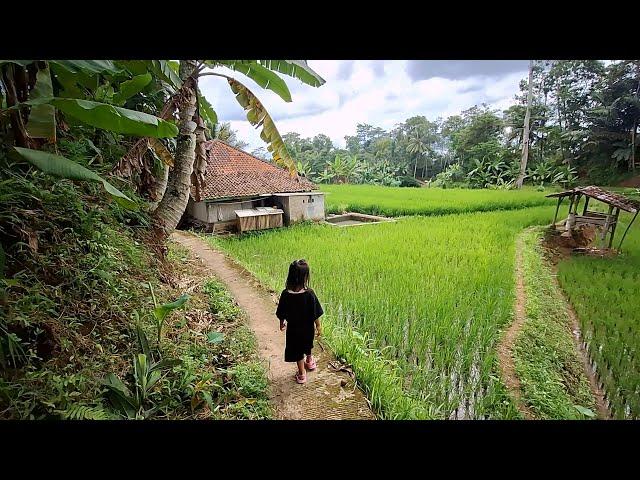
(546, 186, 640, 250)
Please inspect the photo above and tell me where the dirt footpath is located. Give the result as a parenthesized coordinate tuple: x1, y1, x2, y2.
(171, 231, 374, 420)
(496, 234, 535, 419)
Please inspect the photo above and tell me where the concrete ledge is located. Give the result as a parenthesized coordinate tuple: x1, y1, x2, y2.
(325, 212, 395, 227)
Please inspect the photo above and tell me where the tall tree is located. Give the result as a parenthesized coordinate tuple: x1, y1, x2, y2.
(516, 60, 534, 188)
(631, 61, 640, 171)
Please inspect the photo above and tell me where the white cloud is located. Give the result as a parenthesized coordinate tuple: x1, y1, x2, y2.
(198, 60, 529, 151)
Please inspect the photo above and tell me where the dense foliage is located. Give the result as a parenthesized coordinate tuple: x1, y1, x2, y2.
(0, 154, 271, 419)
(0, 59, 324, 418)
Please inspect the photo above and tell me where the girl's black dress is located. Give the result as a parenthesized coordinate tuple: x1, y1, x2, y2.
(276, 288, 324, 362)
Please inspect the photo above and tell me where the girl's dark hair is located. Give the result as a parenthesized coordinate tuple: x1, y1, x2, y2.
(286, 259, 310, 292)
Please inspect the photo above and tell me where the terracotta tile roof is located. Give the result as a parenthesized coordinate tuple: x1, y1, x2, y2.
(546, 186, 640, 213)
(192, 140, 316, 200)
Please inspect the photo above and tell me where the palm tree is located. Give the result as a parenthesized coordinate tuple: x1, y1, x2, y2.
(210, 122, 232, 142)
(406, 131, 427, 178)
(208, 122, 248, 150)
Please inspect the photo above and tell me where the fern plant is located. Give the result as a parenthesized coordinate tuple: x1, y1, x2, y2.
(56, 404, 113, 420)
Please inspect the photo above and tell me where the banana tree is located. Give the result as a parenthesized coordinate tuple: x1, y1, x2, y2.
(1, 60, 179, 208)
(151, 60, 326, 236)
(296, 160, 312, 178)
(528, 160, 554, 185)
(327, 155, 348, 183)
(2, 59, 326, 237)
(317, 169, 335, 184)
(552, 164, 578, 187)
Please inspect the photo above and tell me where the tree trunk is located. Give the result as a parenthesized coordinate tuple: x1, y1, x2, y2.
(540, 90, 548, 162)
(191, 116, 208, 201)
(149, 163, 169, 212)
(1, 63, 35, 148)
(516, 60, 534, 189)
(631, 62, 640, 171)
(632, 121, 637, 172)
(152, 60, 198, 237)
(556, 86, 567, 163)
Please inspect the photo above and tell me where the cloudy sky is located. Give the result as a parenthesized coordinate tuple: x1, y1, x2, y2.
(199, 60, 530, 151)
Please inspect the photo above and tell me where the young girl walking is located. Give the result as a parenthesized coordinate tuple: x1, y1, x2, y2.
(276, 259, 324, 384)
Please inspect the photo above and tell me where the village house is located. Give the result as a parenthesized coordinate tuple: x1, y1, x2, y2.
(185, 140, 325, 233)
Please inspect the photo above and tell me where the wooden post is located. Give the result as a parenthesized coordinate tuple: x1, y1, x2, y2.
(565, 194, 576, 232)
(553, 197, 563, 226)
(618, 211, 639, 251)
(583, 196, 590, 215)
(600, 205, 614, 247)
(573, 193, 582, 214)
(609, 207, 620, 248)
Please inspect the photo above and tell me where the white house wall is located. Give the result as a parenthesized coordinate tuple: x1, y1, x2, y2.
(187, 194, 324, 228)
(274, 193, 325, 224)
(187, 200, 208, 222)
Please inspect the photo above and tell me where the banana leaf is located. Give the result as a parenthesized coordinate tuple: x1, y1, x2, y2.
(227, 78, 297, 176)
(12, 147, 137, 210)
(15, 97, 178, 138)
(153, 294, 189, 323)
(216, 61, 292, 102)
(113, 73, 152, 106)
(26, 66, 56, 140)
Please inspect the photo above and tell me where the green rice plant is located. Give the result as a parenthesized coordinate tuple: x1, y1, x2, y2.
(322, 184, 555, 217)
(207, 205, 556, 419)
(557, 210, 640, 419)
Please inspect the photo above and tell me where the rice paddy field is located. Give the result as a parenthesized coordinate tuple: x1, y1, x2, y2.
(203, 185, 639, 419)
(557, 211, 640, 419)
(208, 205, 558, 419)
(322, 184, 556, 217)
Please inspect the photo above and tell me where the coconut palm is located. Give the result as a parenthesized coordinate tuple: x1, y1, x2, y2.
(406, 131, 428, 178)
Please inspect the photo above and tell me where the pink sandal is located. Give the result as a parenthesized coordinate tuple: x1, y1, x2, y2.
(304, 357, 317, 371)
(295, 372, 307, 384)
